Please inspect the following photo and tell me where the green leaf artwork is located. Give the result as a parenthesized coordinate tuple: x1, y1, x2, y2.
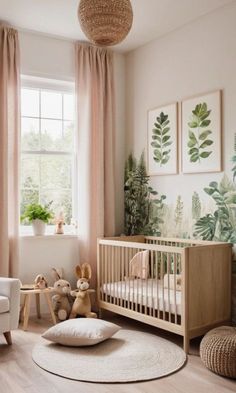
(151, 112, 172, 166)
(187, 102, 213, 163)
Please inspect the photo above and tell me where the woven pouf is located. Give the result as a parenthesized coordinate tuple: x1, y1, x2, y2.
(200, 326, 236, 378)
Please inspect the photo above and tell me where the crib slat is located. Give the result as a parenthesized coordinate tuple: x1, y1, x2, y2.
(135, 249, 138, 312)
(115, 248, 122, 306)
(143, 251, 149, 316)
(110, 246, 117, 304)
(129, 248, 133, 310)
(100, 245, 104, 301)
(113, 246, 115, 305)
(156, 251, 160, 319)
(124, 247, 128, 308)
(108, 246, 112, 303)
(167, 253, 171, 322)
(174, 253, 177, 324)
(151, 250, 154, 317)
(104, 245, 108, 303)
(121, 247, 124, 308)
(161, 251, 165, 320)
(127, 248, 130, 310)
(140, 249, 143, 314)
(132, 248, 135, 311)
(118, 247, 121, 307)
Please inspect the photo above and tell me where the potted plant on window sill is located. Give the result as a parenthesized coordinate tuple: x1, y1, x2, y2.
(21, 202, 54, 236)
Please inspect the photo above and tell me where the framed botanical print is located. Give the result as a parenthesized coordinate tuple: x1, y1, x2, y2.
(181, 90, 222, 174)
(147, 102, 178, 175)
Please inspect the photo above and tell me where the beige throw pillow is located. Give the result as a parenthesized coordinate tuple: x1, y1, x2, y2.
(42, 318, 121, 347)
(163, 274, 182, 291)
(129, 250, 149, 279)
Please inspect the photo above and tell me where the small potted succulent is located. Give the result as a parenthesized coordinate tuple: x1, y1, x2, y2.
(21, 202, 54, 235)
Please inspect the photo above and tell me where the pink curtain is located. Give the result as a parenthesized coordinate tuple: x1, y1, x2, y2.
(0, 25, 20, 277)
(75, 43, 116, 285)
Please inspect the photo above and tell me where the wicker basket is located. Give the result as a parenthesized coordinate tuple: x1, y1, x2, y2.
(200, 326, 236, 378)
(78, 0, 133, 46)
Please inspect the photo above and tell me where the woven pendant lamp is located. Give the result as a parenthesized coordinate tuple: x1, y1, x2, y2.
(78, 0, 133, 46)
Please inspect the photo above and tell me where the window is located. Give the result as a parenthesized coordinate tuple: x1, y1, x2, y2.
(20, 78, 76, 234)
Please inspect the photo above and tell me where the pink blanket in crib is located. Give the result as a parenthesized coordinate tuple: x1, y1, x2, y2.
(130, 250, 149, 279)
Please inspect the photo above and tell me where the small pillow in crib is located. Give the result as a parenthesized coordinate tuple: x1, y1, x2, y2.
(129, 250, 149, 279)
(42, 318, 121, 347)
(164, 274, 182, 291)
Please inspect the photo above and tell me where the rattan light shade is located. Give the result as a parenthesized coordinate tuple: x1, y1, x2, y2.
(78, 0, 133, 46)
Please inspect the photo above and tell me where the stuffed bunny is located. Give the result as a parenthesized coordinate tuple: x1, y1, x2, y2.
(69, 263, 97, 319)
(51, 268, 73, 321)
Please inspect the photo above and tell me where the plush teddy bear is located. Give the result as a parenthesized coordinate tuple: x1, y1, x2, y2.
(34, 274, 48, 289)
(69, 263, 97, 319)
(51, 268, 73, 321)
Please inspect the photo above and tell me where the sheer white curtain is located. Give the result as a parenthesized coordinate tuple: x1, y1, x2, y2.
(0, 25, 20, 277)
(75, 43, 116, 286)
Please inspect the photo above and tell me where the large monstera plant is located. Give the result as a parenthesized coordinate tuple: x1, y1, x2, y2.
(151, 112, 172, 166)
(194, 176, 236, 242)
(188, 102, 213, 163)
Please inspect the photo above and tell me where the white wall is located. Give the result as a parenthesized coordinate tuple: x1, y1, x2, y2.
(19, 31, 75, 81)
(125, 2, 236, 219)
(19, 236, 79, 287)
(114, 53, 126, 234)
(18, 31, 126, 312)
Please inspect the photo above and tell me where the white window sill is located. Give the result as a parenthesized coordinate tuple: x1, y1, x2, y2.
(20, 225, 78, 238)
(20, 234, 78, 240)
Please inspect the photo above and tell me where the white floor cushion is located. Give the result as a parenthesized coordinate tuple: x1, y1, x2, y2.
(42, 318, 121, 347)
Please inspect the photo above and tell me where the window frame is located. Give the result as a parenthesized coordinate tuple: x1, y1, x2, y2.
(20, 75, 77, 236)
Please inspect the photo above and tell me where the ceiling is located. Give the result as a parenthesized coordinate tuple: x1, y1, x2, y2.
(0, 0, 234, 52)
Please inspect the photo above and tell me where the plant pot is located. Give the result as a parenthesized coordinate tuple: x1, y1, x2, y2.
(32, 219, 46, 236)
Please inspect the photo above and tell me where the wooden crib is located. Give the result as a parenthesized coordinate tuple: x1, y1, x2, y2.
(97, 235, 232, 353)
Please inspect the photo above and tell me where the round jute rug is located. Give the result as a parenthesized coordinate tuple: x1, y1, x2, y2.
(32, 329, 186, 383)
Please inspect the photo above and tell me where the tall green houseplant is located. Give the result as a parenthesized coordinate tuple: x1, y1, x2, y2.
(124, 152, 166, 236)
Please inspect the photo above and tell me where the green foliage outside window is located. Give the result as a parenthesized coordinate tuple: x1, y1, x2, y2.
(21, 121, 74, 225)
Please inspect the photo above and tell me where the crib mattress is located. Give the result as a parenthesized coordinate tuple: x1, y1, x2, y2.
(102, 279, 182, 315)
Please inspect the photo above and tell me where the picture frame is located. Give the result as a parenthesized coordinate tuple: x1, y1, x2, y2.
(181, 90, 222, 174)
(147, 102, 178, 176)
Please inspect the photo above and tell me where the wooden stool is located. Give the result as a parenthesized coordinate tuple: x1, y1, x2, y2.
(20, 287, 57, 331)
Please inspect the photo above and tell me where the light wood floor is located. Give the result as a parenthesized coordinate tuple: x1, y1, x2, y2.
(0, 312, 235, 393)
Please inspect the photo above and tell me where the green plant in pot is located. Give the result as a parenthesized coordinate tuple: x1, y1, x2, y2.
(21, 202, 54, 236)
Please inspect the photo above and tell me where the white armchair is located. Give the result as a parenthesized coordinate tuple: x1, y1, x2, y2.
(0, 277, 21, 344)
